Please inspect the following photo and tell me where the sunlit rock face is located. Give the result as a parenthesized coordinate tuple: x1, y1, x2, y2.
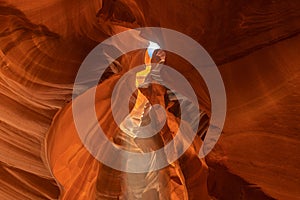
(0, 0, 300, 199)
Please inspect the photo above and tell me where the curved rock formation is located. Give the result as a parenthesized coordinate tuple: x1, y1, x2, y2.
(0, 0, 300, 199)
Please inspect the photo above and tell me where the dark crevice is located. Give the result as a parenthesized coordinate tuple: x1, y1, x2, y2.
(206, 162, 276, 200)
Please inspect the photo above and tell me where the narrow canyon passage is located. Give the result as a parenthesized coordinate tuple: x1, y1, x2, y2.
(46, 39, 211, 199)
(1, 0, 300, 199)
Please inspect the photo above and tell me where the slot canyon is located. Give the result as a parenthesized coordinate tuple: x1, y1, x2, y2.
(0, 0, 300, 199)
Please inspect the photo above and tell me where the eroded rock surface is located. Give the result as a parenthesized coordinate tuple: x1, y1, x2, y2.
(0, 0, 300, 199)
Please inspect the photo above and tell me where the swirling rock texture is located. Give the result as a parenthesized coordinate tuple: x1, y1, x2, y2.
(1, 0, 300, 199)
